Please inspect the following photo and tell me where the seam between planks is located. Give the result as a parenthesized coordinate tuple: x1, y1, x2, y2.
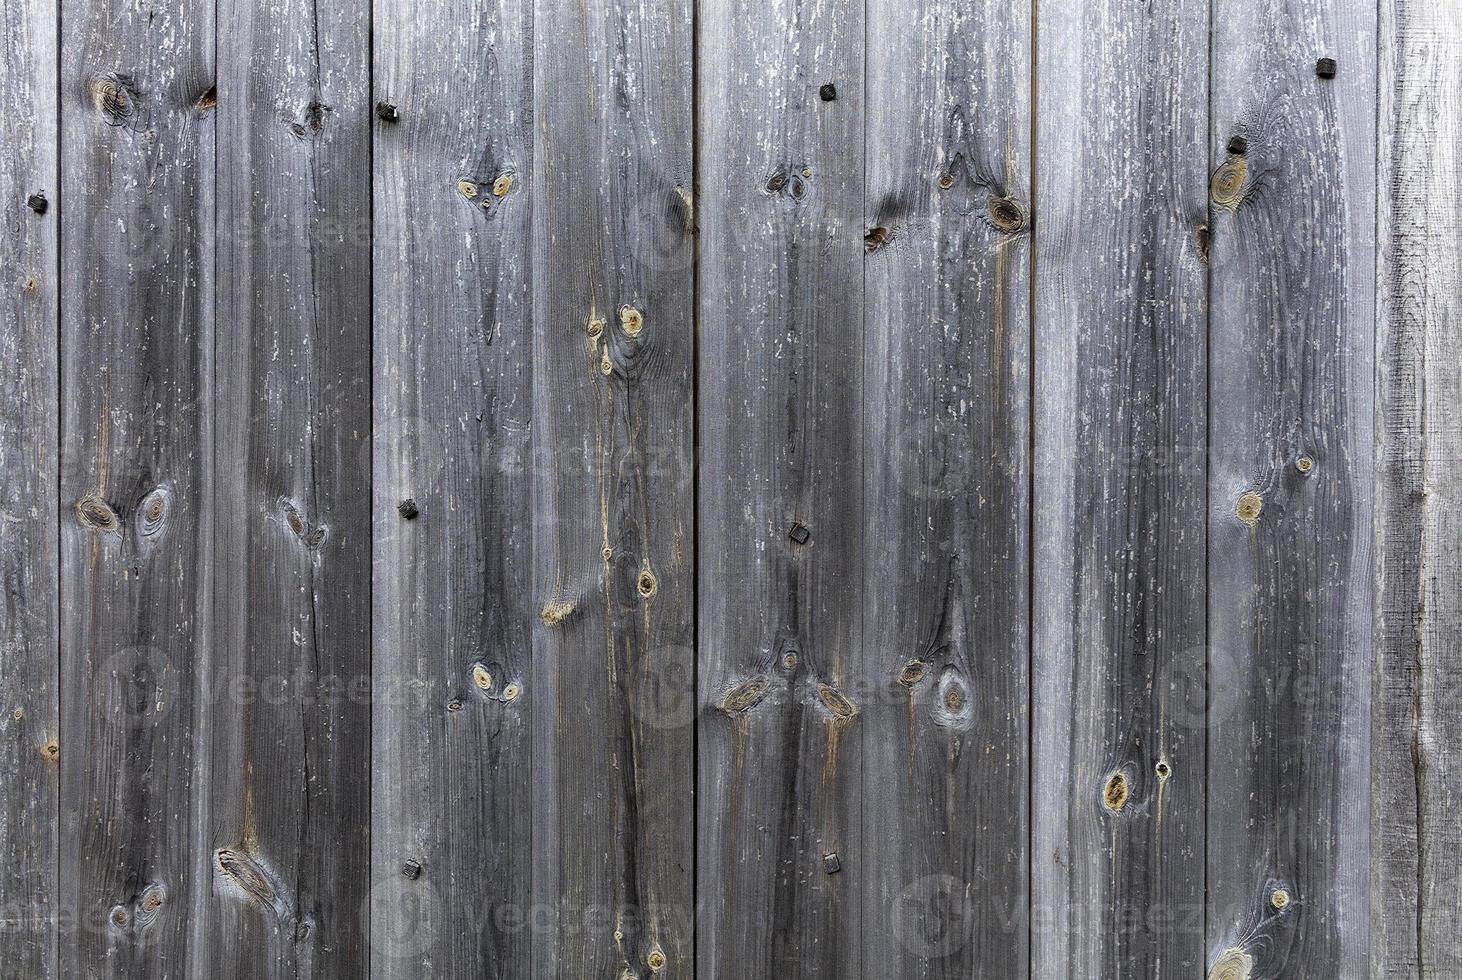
(691, 0, 700, 968)
(1027, 0, 1038, 972)
(53, 0, 63, 972)
(1203, 0, 1213, 962)
(366, 0, 375, 968)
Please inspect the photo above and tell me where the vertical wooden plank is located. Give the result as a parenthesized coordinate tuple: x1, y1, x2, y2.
(1373, 1, 1461, 976)
(696, 0, 863, 976)
(1032, 0, 1210, 975)
(210, 0, 371, 973)
(531, 0, 695, 975)
(862, 0, 1031, 975)
(59, 0, 214, 974)
(0, 0, 58, 972)
(1207, 3, 1375, 977)
(371, 0, 534, 974)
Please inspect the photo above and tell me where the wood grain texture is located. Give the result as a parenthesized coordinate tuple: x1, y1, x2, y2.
(210, 0, 371, 973)
(1373, 2, 1462, 977)
(531, 0, 695, 977)
(370, 0, 535, 974)
(1031, 0, 1210, 975)
(862, 0, 1031, 975)
(59, 0, 215, 975)
(695, 0, 864, 976)
(0, 0, 58, 972)
(1207, 3, 1376, 977)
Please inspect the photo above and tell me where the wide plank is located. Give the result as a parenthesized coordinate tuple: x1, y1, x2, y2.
(1206, 5, 1376, 977)
(696, 0, 865, 975)
(0, 0, 59, 973)
(371, 0, 535, 974)
(862, 0, 1032, 975)
(59, 0, 215, 974)
(1373, 0, 1462, 975)
(208, 0, 372, 973)
(1032, 0, 1210, 974)
(530, 0, 696, 975)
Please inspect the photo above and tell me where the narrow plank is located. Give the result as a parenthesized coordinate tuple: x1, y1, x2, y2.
(59, 0, 215, 974)
(862, 0, 1031, 974)
(208, 0, 371, 974)
(1206, 5, 1376, 977)
(370, 0, 535, 974)
(695, 0, 864, 975)
(1031, 0, 1210, 974)
(531, 1, 695, 975)
(1373, 1, 1462, 976)
(0, 0, 59, 972)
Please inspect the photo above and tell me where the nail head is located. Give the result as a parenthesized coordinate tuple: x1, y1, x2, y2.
(1227, 135, 1248, 155)
(788, 522, 811, 545)
(375, 101, 399, 122)
(818, 83, 837, 102)
(26, 193, 47, 215)
(823, 851, 842, 874)
(402, 860, 421, 879)
(1316, 57, 1337, 78)
(398, 498, 419, 520)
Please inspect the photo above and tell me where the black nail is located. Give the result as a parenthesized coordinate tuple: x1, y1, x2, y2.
(398, 498, 419, 520)
(402, 860, 421, 880)
(788, 522, 810, 545)
(26, 192, 47, 215)
(823, 852, 842, 874)
(1316, 57, 1337, 78)
(376, 101, 400, 122)
(1227, 135, 1248, 155)
(819, 83, 837, 102)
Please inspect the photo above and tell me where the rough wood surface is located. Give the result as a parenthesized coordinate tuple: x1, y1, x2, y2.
(1207, 3, 1376, 977)
(3, 3, 1456, 976)
(862, 0, 1031, 975)
(210, 0, 372, 974)
(1373, 1, 1462, 977)
(0, 0, 58, 973)
(370, 0, 535, 974)
(58, 0, 215, 975)
(531, 0, 696, 977)
(695, 1, 865, 976)
(1031, 0, 1210, 975)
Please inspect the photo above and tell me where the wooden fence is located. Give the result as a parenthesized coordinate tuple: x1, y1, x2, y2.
(0, 0, 1456, 976)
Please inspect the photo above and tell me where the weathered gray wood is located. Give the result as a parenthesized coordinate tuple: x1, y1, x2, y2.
(1032, 0, 1210, 975)
(1207, 5, 1376, 977)
(209, 0, 371, 974)
(696, 1, 864, 976)
(59, 0, 215, 975)
(371, 0, 535, 975)
(0, 0, 58, 973)
(1373, 2, 1461, 976)
(531, 1, 696, 975)
(862, 0, 1031, 974)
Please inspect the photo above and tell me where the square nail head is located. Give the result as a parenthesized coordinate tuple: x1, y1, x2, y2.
(788, 522, 811, 545)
